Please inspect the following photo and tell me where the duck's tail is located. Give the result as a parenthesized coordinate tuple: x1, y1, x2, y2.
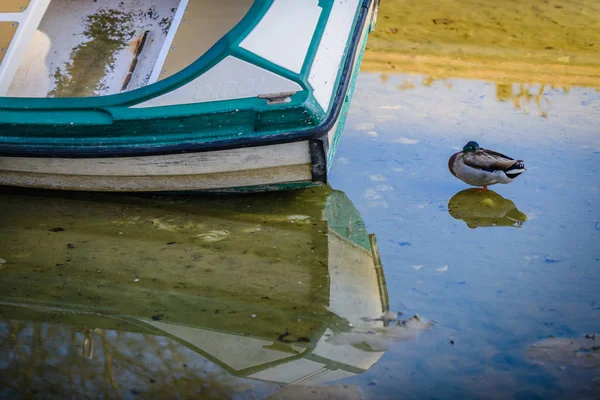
(505, 161, 526, 179)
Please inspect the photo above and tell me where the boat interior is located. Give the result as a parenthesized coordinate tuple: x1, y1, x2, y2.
(0, 0, 254, 98)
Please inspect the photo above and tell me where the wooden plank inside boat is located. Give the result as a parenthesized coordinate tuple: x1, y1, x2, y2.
(0, 22, 18, 65)
(0, 0, 30, 13)
(158, 0, 254, 80)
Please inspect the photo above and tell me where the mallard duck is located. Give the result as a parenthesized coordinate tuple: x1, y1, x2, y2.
(448, 141, 526, 190)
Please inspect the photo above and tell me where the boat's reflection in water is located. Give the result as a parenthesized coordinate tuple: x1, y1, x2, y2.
(0, 187, 391, 397)
(447, 189, 527, 229)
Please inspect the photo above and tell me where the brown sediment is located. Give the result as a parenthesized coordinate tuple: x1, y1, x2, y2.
(364, 0, 600, 89)
(0, 0, 30, 13)
(361, 52, 600, 89)
(0, 22, 18, 65)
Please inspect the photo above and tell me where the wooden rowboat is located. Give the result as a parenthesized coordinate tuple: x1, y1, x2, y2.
(0, 0, 379, 192)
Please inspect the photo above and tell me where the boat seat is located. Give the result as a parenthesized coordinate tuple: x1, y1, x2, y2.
(0, 0, 50, 96)
(0, 1, 31, 13)
(150, 0, 254, 83)
(0, 22, 18, 65)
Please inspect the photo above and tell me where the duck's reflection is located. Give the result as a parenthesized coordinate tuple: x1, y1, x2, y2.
(0, 187, 420, 397)
(448, 189, 527, 229)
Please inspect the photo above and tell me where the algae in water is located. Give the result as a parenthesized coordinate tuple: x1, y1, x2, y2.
(50, 8, 134, 98)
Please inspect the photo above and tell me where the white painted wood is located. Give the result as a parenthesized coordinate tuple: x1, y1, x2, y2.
(248, 358, 327, 384)
(0, 141, 313, 191)
(326, 231, 385, 331)
(0, 0, 51, 96)
(5, 28, 52, 96)
(308, 0, 360, 112)
(148, 0, 189, 84)
(0, 164, 312, 192)
(312, 328, 383, 373)
(133, 56, 302, 108)
(0, 141, 310, 176)
(239, 0, 321, 74)
(144, 321, 301, 371)
(326, 6, 372, 159)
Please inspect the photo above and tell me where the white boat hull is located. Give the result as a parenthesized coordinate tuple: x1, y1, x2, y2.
(0, 140, 316, 192)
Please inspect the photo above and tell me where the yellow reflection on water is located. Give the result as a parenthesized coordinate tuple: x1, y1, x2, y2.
(499, 83, 569, 118)
(382, 72, 572, 116)
(448, 189, 527, 229)
(364, 0, 600, 92)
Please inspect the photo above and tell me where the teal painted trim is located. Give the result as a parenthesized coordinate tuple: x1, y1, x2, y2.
(0, 0, 274, 110)
(0, 0, 372, 155)
(295, 0, 334, 117)
(301, 0, 333, 77)
(324, 190, 371, 251)
(1, 108, 320, 149)
(0, 109, 113, 125)
(0, 0, 328, 145)
(321, 0, 364, 114)
(230, 46, 309, 93)
(327, 18, 370, 169)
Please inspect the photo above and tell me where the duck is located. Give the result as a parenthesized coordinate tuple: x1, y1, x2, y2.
(448, 141, 526, 190)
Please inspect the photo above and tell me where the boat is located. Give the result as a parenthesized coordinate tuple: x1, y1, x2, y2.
(0, 186, 395, 394)
(0, 0, 380, 192)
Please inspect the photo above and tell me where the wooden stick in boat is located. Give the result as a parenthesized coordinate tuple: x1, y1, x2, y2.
(121, 30, 150, 92)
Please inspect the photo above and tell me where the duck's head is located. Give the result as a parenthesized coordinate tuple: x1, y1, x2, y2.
(463, 141, 481, 153)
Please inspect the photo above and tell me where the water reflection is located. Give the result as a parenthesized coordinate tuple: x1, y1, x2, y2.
(0, 186, 423, 397)
(381, 73, 579, 117)
(329, 70, 599, 398)
(447, 189, 527, 229)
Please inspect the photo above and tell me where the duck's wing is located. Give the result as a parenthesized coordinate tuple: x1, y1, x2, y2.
(463, 149, 518, 172)
(448, 152, 461, 177)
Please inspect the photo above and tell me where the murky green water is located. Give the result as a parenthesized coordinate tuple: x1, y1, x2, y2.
(1, 73, 598, 399)
(0, 186, 417, 399)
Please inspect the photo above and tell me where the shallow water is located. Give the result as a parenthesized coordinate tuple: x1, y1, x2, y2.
(328, 73, 600, 398)
(1, 74, 598, 399)
(0, 186, 408, 399)
(2, 2, 600, 397)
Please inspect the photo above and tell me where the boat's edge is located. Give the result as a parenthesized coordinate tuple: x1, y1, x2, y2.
(0, 0, 375, 158)
(0, 0, 376, 193)
(0, 140, 314, 193)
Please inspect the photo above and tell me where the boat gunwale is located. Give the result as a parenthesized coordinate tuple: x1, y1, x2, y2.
(0, 0, 273, 109)
(0, 0, 375, 159)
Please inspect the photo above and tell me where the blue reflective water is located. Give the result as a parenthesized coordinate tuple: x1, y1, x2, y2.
(328, 73, 600, 399)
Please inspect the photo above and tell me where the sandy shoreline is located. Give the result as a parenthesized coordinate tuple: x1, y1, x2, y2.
(364, 0, 600, 88)
(361, 51, 600, 89)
